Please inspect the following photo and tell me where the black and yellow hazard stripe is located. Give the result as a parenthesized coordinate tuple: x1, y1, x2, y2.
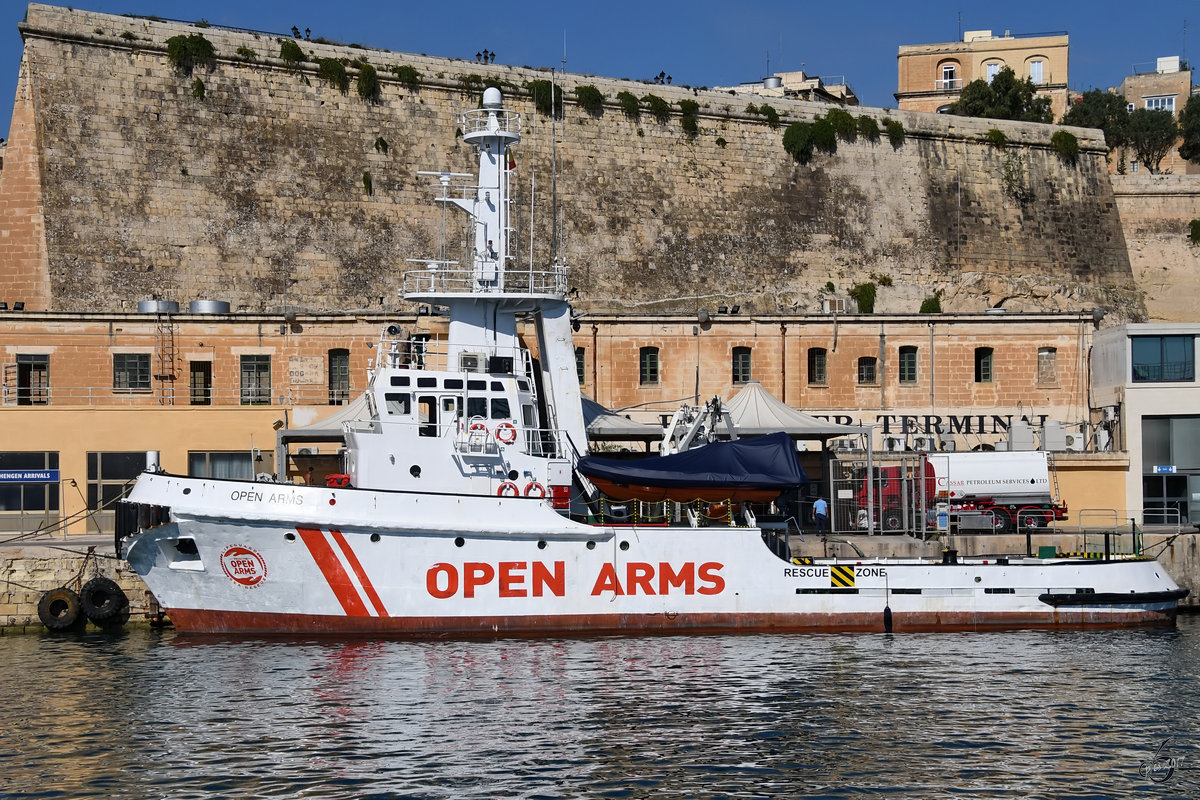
(791, 557, 814, 565)
(831, 565, 856, 588)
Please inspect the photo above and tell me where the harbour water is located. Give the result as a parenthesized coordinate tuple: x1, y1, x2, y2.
(2, 617, 1198, 799)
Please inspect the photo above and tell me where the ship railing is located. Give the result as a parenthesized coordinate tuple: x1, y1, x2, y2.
(402, 265, 567, 297)
(350, 415, 570, 460)
(459, 107, 522, 138)
(373, 335, 526, 374)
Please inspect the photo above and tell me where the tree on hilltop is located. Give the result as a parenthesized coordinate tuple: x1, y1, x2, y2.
(1179, 94, 1200, 165)
(1128, 108, 1179, 173)
(949, 67, 1052, 124)
(1061, 89, 1130, 150)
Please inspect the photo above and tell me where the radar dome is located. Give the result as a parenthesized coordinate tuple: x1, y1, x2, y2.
(482, 87, 503, 109)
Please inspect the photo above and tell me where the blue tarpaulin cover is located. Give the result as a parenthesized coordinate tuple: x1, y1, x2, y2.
(578, 431, 808, 491)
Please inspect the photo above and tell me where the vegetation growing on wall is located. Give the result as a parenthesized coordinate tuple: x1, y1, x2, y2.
(782, 122, 814, 164)
(856, 115, 880, 143)
(1060, 89, 1129, 152)
(848, 282, 876, 313)
(362, 171, 373, 195)
(374, 136, 389, 154)
(678, 98, 699, 137)
(392, 65, 420, 89)
(757, 104, 780, 129)
(919, 293, 943, 313)
(985, 128, 1008, 149)
(356, 62, 379, 102)
(525, 79, 563, 118)
(715, 136, 727, 148)
(1050, 129, 1079, 164)
(279, 39, 304, 67)
(616, 91, 640, 118)
(235, 46, 257, 62)
(1190, 219, 1200, 246)
(642, 94, 670, 122)
(318, 58, 349, 93)
(165, 33, 215, 75)
(825, 108, 857, 142)
(884, 118, 905, 149)
(190, 77, 205, 99)
(576, 84, 604, 114)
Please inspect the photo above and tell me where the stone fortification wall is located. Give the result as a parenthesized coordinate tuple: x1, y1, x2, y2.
(1110, 175, 1200, 323)
(0, 5, 1143, 320)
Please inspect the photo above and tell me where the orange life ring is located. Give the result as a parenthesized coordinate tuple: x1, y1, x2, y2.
(497, 481, 520, 497)
(469, 421, 488, 433)
(524, 481, 547, 498)
(495, 422, 517, 444)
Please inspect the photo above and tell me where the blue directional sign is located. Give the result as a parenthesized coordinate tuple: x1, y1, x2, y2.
(1153, 465, 1177, 474)
(0, 470, 60, 483)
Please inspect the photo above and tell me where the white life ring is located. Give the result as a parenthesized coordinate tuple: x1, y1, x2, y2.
(495, 422, 517, 444)
(497, 481, 520, 497)
(524, 481, 547, 498)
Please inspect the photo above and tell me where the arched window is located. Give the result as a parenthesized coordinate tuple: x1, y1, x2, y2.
(974, 347, 994, 383)
(937, 61, 961, 90)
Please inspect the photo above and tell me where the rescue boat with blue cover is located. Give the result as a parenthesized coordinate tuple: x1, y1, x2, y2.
(119, 88, 1187, 635)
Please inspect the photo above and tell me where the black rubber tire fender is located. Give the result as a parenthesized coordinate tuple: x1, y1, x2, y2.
(80, 576, 129, 623)
(38, 587, 84, 631)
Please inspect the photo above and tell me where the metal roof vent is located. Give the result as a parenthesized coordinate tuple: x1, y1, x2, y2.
(137, 300, 179, 313)
(189, 300, 231, 314)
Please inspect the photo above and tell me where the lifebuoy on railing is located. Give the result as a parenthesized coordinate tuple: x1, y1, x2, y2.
(495, 422, 517, 444)
(469, 420, 488, 433)
(524, 481, 547, 498)
(497, 481, 520, 497)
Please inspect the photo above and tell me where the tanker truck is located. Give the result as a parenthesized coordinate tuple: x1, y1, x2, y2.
(855, 450, 1068, 533)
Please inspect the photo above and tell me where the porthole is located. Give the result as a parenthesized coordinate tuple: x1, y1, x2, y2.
(370, 533, 381, 543)
(619, 541, 630, 551)
(455, 537, 465, 547)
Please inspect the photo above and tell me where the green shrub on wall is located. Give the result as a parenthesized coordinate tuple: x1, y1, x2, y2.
(783, 122, 814, 165)
(642, 94, 670, 122)
(165, 33, 215, 75)
(318, 58, 349, 93)
(812, 117, 838, 154)
(856, 115, 880, 142)
(758, 104, 780, 129)
(679, 98, 699, 137)
(393, 65, 420, 89)
(1190, 219, 1200, 245)
(576, 84, 604, 113)
(985, 128, 1009, 149)
(525, 79, 562, 118)
(279, 39, 304, 66)
(617, 91, 640, 118)
(825, 108, 857, 141)
(919, 295, 943, 313)
(884, 118, 905, 149)
(356, 63, 379, 102)
(190, 77, 205, 99)
(1050, 129, 1079, 164)
(848, 282, 876, 313)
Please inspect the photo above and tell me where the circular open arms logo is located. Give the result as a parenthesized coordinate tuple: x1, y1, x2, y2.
(221, 545, 267, 587)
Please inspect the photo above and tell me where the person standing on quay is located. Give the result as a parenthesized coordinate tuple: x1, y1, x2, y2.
(813, 496, 828, 532)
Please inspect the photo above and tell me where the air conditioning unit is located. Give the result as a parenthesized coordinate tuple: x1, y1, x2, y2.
(883, 436, 905, 452)
(296, 447, 317, 456)
(822, 298, 847, 314)
(938, 433, 957, 452)
(459, 353, 484, 372)
(912, 436, 935, 452)
(1063, 431, 1086, 451)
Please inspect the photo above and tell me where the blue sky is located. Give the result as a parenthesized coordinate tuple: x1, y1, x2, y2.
(0, 0, 1195, 137)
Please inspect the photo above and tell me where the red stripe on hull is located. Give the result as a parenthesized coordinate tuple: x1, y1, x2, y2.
(330, 528, 388, 617)
(296, 527, 371, 616)
(161, 607, 1180, 637)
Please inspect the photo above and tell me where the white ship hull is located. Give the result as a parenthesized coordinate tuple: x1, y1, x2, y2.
(124, 474, 1185, 635)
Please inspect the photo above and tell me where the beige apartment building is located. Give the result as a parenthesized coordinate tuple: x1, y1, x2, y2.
(1111, 57, 1199, 175)
(896, 30, 1070, 120)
